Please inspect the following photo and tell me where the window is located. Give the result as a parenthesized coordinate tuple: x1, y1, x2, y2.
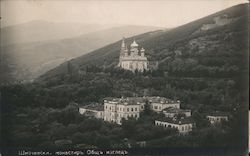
(131, 108, 133, 111)
(159, 106, 161, 110)
(135, 108, 137, 111)
(127, 108, 129, 112)
(154, 106, 158, 109)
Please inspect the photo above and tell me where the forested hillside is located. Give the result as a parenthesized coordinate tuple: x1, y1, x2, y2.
(40, 4, 248, 81)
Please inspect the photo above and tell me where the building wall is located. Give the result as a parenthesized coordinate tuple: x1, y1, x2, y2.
(79, 108, 87, 114)
(121, 59, 148, 72)
(155, 120, 193, 133)
(163, 110, 191, 118)
(207, 116, 228, 124)
(104, 102, 140, 125)
(150, 102, 180, 112)
(79, 108, 104, 119)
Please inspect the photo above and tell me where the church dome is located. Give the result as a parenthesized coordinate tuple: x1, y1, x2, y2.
(131, 40, 139, 47)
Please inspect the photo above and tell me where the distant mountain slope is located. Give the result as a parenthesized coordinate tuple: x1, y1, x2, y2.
(40, 4, 248, 81)
(0, 20, 116, 46)
(0, 25, 162, 82)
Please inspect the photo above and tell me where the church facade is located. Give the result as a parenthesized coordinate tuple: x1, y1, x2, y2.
(118, 38, 148, 72)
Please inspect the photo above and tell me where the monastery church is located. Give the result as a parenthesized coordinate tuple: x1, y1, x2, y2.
(118, 38, 148, 72)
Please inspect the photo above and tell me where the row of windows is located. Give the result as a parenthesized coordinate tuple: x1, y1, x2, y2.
(105, 105, 139, 112)
(107, 112, 139, 118)
(118, 113, 138, 118)
(208, 117, 227, 121)
(155, 122, 192, 131)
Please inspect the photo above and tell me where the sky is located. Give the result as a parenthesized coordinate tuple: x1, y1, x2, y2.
(0, 0, 248, 28)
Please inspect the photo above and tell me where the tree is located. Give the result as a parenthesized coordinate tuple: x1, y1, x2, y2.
(192, 111, 209, 128)
(121, 118, 137, 138)
(143, 100, 152, 115)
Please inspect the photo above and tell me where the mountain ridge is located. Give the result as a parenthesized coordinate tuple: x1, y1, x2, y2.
(39, 3, 248, 81)
(0, 25, 163, 82)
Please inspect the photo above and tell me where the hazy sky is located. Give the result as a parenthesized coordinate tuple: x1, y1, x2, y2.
(0, 0, 248, 28)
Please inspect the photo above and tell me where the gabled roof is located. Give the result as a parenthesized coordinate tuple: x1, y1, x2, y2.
(156, 117, 194, 125)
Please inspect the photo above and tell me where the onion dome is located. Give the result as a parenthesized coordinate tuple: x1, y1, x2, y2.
(131, 40, 139, 47)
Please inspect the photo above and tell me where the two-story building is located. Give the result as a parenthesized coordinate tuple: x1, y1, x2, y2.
(103, 97, 143, 124)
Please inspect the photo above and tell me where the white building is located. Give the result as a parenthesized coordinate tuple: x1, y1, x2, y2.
(79, 103, 104, 119)
(206, 112, 229, 124)
(118, 38, 148, 72)
(155, 117, 194, 134)
(163, 107, 191, 118)
(147, 96, 180, 112)
(104, 97, 144, 125)
(79, 96, 183, 125)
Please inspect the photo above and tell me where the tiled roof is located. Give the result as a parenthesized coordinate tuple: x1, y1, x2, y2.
(156, 117, 194, 125)
(146, 96, 180, 104)
(104, 96, 179, 105)
(104, 97, 145, 105)
(163, 107, 190, 113)
(206, 111, 229, 117)
(80, 103, 104, 111)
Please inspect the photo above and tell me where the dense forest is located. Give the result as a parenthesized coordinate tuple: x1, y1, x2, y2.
(1, 66, 248, 151)
(0, 3, 248, 155)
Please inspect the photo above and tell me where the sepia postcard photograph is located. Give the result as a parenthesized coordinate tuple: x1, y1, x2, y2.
(0, 0, 249, 156)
